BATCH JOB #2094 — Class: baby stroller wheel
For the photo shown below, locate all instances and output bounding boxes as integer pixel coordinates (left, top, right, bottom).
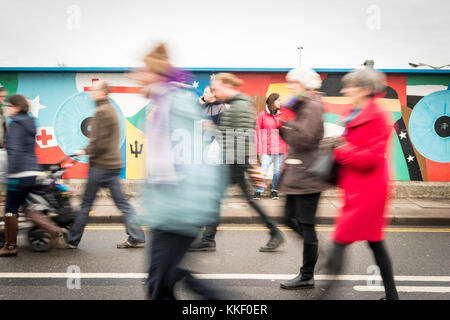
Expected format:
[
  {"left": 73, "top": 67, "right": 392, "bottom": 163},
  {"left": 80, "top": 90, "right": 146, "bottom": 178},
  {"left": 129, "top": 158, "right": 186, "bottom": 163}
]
[
  {"left": 28, "top": 227, "right": 53, "bottom": 252},
  {"left": 0, "top": 230, "right": 5, "bottom": 248}
]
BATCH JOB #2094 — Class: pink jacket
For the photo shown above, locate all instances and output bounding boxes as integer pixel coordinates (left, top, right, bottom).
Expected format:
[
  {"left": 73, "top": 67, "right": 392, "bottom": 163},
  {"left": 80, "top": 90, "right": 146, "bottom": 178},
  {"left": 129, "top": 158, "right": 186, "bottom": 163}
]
[{"left": 255, "top": 106, "right": 290, "bottom": 155}]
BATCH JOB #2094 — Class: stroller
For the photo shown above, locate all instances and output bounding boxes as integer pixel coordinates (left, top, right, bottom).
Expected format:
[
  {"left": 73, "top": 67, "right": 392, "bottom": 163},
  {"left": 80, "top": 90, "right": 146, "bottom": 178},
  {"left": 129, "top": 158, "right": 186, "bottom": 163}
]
[{"left": 0, "top": 155, "right": 77, "bottom": 252}]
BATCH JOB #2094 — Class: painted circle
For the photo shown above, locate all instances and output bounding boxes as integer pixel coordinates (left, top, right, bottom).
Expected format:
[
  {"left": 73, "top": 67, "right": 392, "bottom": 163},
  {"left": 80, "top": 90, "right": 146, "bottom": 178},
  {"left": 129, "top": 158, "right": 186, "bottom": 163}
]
[
  {"left": 80, "top": 117, "right": 93, "bottom": 137},
  {"left": 434, "top": 116, "right": 449, "bottom": 138},
  {"left": 409, "top": 90, "right": 450, "bottom": 163},
  {"left": 53, "top": 92, "right": 126, "bottom": 163}
]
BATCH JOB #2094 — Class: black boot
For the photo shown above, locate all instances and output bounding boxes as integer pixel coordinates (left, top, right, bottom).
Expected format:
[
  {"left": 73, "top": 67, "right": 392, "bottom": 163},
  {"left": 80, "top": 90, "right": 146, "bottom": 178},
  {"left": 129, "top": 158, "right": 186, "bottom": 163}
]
[
  {"left": 280, "top": 242, "right": 318, "bottom": 289},
  {"left": 280, "top": 274, "right": 315, "bottom": 290},
  {"left": 188, "top": 239, "right": 216, "bottom": 252},
  {"left": 259, "top": 228, "right": 285, "bottom": 252}
]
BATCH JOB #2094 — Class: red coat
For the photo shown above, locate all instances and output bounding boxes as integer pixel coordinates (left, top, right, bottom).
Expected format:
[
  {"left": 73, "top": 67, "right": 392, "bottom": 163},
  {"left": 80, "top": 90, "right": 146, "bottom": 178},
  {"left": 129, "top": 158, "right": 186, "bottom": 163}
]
[
  {"left": 332, "top": 98, "right": 392, "bottom": 244},
  {"left": 255, "top": 107, "right": 294, "bottom": 155}
]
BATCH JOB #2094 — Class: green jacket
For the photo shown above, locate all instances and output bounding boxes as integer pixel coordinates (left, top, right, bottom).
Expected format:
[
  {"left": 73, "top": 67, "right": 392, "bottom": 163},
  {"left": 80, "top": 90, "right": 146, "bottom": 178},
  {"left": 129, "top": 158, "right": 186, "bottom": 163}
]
[{"left": 217, "top": 93, "right": 256, "bottom": 164}]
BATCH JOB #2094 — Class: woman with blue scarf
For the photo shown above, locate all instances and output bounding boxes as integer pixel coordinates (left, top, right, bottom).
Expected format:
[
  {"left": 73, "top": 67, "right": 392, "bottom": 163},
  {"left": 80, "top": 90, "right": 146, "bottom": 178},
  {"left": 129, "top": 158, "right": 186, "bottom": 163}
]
[{"left": 131, "top": 44, "right": 227, "bottom": 300}]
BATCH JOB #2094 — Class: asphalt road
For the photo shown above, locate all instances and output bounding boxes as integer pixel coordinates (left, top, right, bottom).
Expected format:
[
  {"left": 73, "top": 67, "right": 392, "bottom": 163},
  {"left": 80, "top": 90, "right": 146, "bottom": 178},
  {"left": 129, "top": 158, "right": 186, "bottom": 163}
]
[{"left": 0, "top": 224, "right": 449, "bottom": 300}]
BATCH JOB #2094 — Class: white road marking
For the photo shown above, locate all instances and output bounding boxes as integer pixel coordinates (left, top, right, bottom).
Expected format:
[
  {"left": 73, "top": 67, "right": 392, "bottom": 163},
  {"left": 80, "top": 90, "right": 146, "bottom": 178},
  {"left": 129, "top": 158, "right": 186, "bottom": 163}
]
[
  {"left": 354, "top": 286, "right": 450, "bottom": 293},
  {"left": 0, "top": 273, "right": 449, "bottom": 282}
]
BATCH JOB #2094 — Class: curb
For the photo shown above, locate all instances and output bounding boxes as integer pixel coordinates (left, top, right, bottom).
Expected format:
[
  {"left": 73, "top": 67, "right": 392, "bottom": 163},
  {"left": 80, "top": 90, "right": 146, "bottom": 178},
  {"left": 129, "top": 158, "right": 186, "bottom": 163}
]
[{"left": 87, "top": 214, "right": 450, "bottom": 227}]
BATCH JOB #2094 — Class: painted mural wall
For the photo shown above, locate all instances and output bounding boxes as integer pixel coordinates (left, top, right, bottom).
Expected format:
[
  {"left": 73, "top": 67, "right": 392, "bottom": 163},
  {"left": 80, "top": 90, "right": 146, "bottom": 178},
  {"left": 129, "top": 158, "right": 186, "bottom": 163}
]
[{"left": 0, "top": 71, "right": 448, "bottom": 181}]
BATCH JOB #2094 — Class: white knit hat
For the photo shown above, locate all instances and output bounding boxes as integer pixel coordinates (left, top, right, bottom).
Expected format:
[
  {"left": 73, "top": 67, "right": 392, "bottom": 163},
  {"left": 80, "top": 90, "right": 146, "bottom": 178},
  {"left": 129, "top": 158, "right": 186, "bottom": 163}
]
[{"left": 286, "top": 68, "right": 322, "bottom": 90}]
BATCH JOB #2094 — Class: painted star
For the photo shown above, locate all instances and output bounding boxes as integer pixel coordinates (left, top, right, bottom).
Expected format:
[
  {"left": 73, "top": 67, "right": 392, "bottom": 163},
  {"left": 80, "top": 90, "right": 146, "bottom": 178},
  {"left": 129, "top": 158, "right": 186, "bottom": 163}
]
[
  {"left": 407, "top": 155, "right": 415, "bottom": 162},
  {"left": 192, "top": 81, "right": 199, "bottom": 88},
  {"left": 27, "top": 96, "right": 48, "bottom": 118},
  {"left": 399, "top": 131, "right": 407, "bottom": 140},
  {"left": 210, "top": 74, "right": 216, "bottom": 80}
]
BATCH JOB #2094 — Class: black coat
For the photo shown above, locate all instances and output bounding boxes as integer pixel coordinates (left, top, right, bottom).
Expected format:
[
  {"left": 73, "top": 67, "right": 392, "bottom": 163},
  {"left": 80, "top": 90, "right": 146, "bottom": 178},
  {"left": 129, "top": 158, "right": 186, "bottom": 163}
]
[{"left": 6, "top": 113, "right": 41, "bottom": 174}]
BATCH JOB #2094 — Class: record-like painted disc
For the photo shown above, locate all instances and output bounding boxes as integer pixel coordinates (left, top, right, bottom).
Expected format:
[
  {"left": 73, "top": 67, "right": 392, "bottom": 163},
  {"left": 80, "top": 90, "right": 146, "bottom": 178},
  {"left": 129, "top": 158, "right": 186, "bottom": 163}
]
[
  {"left": 409, "top": 90, "right": 450, "bottom": 163},
  {"left": 53, "top": 92, "right": 126, "bottom": 163}
]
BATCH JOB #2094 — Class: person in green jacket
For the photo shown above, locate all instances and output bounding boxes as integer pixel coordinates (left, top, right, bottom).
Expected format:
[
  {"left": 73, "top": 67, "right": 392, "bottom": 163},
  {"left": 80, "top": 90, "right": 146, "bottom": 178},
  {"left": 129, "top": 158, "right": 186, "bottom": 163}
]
[{"left": 189, "top": 73, "right": 285, "bottom": 252}]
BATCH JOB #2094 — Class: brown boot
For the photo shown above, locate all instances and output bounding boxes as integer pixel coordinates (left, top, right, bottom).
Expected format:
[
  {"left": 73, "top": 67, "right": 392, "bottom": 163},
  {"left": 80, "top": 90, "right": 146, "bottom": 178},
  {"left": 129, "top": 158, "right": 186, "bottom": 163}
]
[
  {"left": 0, "top": 213, "right": 19, "bottom": 257},
  {"left": 24, "top": 208, "right": 64, "bottom": 246}
]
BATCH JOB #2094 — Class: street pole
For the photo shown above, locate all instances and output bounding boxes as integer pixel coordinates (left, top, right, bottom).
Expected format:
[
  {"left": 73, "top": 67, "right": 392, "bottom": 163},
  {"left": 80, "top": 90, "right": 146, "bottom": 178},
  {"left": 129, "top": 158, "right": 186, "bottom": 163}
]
[{"left": 297, "top": 46, "right": 303, "bottom": 68}]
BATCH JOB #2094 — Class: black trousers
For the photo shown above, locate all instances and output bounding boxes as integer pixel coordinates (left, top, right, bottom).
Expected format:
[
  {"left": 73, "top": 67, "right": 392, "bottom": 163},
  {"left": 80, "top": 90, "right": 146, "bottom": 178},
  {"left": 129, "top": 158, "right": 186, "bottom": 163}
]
[
  {"left": 202, "top": 159, "right": 278, "bottom": 241},
  {"left": 148, "top": 229, "right": 222, "bottom": 300},
  {"left": 326, "top": 240, "right": 399, "bottom": 300},
  {"left": 284, "top": 193, "right": 321, "bottom": 279}
]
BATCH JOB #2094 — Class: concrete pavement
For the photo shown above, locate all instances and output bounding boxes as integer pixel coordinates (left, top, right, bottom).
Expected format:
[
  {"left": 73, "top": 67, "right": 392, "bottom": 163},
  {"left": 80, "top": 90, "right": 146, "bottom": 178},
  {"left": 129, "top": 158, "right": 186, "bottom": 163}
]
[{"left": 68, "top": 195, "right": 450, "bottom": 226}]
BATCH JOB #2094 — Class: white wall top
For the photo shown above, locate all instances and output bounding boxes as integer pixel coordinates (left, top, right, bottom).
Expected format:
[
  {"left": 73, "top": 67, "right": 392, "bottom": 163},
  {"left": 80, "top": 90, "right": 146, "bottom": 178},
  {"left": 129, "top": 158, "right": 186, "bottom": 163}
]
[{"left": 1, "top": 0, "right": 449, "bottom": 70}]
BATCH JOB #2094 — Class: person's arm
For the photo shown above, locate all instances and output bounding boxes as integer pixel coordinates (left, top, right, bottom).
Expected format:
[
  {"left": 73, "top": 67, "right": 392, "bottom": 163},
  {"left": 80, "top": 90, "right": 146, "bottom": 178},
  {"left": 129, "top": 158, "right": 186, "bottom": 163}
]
[
  {"left": 255, "top": 112, "right": 263, "bottom": 156},
  {"left": 6, "top": 121, "right": 23, "bottom": 173},
  {"left": 279, "top": 101, "right": 323, "bottom": 150},
  {"left": 334, "top": 116, "right": 388, "bottom": 171},
  {"left": 83, "top": 109, "right": 110, "bottom": 157}
]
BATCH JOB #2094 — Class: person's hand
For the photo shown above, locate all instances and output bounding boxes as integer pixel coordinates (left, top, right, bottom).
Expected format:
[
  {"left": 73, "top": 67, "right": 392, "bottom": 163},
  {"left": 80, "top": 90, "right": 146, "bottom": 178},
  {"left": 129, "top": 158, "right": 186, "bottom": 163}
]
[
  {"left": 73, "top": 149, "right": 86, "bottom": 156},
  {"left": 335, "top": 136, "right": 346, "bottom": 148}
]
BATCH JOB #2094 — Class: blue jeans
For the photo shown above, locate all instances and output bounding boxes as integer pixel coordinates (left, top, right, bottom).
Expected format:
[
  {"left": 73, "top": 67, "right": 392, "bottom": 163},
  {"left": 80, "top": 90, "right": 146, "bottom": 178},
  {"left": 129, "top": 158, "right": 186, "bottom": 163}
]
[
  {"left": 68, "top": 167, "right": 145, "bottom": 246},
  {"left": 255, "top": 154, "right": 284, "bottom": 193}
]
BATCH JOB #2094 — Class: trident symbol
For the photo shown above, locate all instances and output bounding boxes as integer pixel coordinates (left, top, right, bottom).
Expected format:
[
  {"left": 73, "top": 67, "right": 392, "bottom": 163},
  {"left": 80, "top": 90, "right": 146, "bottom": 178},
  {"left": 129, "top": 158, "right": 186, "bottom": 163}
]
[{"left": 130, "top": 140, "right": 143, "bottom": 158}]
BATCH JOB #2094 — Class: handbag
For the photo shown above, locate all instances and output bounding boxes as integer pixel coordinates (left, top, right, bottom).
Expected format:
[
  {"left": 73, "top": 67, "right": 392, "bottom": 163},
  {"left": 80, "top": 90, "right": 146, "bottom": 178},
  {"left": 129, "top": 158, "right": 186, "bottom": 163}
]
[{"left": 307, "top": 147, "right": 338, "bottom": 185}]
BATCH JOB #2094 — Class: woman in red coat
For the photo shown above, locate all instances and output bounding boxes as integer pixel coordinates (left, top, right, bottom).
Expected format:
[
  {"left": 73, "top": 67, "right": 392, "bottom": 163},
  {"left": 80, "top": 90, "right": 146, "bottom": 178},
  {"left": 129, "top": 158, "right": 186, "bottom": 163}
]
[{"left": 325, "top": 69, "right": 399, "bottom": 300}]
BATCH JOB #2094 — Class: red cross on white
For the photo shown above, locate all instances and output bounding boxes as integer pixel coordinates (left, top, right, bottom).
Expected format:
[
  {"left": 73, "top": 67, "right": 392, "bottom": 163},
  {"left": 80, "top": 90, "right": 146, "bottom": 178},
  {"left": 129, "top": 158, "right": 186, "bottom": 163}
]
[{"left": 36, "top": 127, "right": 57, "bottom": 148}]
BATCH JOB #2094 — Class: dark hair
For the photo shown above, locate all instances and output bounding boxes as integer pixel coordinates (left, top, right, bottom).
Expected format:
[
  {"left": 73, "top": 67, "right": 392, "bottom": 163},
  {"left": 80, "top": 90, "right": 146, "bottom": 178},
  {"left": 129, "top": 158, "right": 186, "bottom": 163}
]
[
  {"left": 266, "top": 93, "right": 280, "bottom": 115},
  {"left": 7, "top": 94, "right": 29, "bottom": 113}
]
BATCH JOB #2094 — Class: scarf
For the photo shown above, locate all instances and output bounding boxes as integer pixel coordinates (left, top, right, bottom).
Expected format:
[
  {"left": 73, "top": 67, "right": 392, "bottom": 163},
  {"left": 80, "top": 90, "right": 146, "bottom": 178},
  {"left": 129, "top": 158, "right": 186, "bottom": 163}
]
[{"left": 145, "top": 68, "right": 194, "bottom": 184}]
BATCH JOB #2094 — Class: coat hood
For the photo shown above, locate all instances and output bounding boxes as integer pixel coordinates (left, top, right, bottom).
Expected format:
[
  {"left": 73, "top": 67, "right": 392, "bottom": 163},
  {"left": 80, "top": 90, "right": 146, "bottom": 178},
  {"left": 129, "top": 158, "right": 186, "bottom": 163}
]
[
  {"left": 10, "top": 113, "right": 36, "bottom": 135},
  {"left": 265, "top": 105, "right": 281, "bottom": 116},
  {"left": 225, "top": 93, "right": 252, "bottom": 105}
]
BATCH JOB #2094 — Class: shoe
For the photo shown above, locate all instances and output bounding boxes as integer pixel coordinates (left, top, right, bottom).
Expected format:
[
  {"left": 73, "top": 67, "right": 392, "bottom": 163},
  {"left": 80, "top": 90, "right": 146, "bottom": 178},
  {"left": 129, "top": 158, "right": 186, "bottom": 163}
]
[
  {"left": 280, "top": 274, "right": 315, "bottom": 290},
  {"left": 188, "top": 240, "right": 216, "bottom": 252},
  {"left": 0, "top": 214, "right": 19, "bottom": 257},
  {"left": 253, "top": 192, "right": 262, "bottom": 200},
  {"left": 55, "top": 230, "right": 77, "bottom": 249},
  {"left": 117, "top": 240, "right": 145, "bottom": 249},
  {"left": 271, "top": 191, "right": 279, "bottom": 200},
  {"left": 259, "top": 229, "right": 285, "bottom": 252}
]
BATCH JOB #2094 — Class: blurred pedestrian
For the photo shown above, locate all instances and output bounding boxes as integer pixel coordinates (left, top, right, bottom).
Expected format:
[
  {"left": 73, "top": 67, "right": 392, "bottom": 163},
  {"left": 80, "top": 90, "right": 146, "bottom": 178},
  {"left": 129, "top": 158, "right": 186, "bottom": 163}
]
[
  {"left": 190, "top": 73, "right": 285, "bottom": 253},
  {"left": 188, "top": 86, "right": 227, "bottom": 250},
  {"left": 277, "top": 68, "right": 329, "bottom": 289},
  {"left": 0, "top": 94, "right": 65, "bottom": 257},
  {"left": 0, "top": 86, "right": 7, "bottom": 149},
  {"left": 322, "top": 69, "right": 399, "bottom": 300},
  {"left": 63, "top": 81, "right": 146, "bottom": 249},
  {"left": 0, "top": 86, "right": 8, "bottom": 198},
  {"left": 254, "top": 93, "right": 287, "bottom": 200},
  {"left": 200, "top": 86, "right": 228, "bottom": 125},
  {"left": 132, "top": 43, "right": 227, "bottom": 300}
]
